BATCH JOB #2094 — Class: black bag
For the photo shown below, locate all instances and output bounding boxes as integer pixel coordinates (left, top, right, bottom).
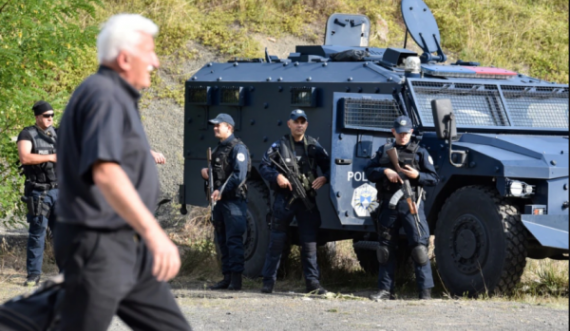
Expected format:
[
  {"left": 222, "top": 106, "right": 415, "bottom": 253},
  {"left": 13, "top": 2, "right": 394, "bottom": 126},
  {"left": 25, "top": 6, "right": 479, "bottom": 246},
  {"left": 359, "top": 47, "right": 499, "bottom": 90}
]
[
  {"left": 330, "top": 49, "right": 370, "bottom": 61},
  {"left": 0, "top": 275, "right": 64, "bottom": 331}
]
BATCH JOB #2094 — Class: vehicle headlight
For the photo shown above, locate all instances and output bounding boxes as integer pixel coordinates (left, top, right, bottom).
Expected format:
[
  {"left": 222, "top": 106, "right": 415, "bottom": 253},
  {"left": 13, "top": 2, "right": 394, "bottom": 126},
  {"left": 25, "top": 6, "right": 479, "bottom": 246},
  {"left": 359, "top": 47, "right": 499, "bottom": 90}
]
[{"left": 507, "top": 180, "right": 534, "bottom": 198}]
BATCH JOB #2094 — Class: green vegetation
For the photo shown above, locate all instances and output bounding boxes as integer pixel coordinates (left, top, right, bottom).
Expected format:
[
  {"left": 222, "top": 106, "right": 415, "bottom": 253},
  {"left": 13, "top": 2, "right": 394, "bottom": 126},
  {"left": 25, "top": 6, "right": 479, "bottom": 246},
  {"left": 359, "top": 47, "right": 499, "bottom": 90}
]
[
  {"left": 0, "top": 0, "right": 100, "bottom": 222},
  {"left": 1, "top": 0, "right": 568, "bottom": 219}
]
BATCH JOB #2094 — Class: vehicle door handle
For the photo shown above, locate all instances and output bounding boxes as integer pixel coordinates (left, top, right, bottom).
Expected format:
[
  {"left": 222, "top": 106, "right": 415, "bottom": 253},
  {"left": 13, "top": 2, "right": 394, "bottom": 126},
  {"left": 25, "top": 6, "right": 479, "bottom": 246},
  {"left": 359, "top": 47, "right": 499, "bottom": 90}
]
[{"left": 335, "top": 159, "right": 352, "bottom": 165}]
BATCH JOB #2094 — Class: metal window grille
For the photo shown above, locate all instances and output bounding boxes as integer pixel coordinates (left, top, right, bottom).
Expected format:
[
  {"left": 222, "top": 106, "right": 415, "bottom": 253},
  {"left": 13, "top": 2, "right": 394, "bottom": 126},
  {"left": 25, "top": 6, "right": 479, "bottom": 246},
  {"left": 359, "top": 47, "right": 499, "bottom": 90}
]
[
  {"left": 291, "top": 87, "right": 317, "bottom": 107},
  {"left": 343, "top": 97, "right": 401, "bottom": 130},
  {"left": 187, "top": 86, "right": 210, "bottom": 105},
  {"left": 220, "top": 86, "right": 244, "bottom": 106},
  {"left": 500, "top": 86, "right": 569, "bottom": 129},
  {"left": 410, "top": 81, "right": 510, "bottom": 127}
]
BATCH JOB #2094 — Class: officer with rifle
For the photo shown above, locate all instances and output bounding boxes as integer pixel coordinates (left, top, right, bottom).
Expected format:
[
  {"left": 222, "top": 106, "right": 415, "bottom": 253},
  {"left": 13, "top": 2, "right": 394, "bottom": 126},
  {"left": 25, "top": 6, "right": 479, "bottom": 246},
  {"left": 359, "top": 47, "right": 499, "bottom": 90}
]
[
  {"left": 364, "top": 115, "right": 439, "bottom": 300},
  {"left": 259, "top": 109, "right": 330, "bottom": 295},
  {"left": 16, "top": 101, "right": 59, "bottom": 287},
  {"left": 201, "top": 113, "right": 251, "bottom": 291}
]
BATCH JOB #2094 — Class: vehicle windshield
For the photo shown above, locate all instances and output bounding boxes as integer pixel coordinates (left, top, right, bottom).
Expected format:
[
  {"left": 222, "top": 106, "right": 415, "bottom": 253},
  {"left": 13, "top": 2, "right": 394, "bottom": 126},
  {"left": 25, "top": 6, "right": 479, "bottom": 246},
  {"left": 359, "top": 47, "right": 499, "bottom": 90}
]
[{"left": 410, "top": 81, "right": 569, "bottom": 130}]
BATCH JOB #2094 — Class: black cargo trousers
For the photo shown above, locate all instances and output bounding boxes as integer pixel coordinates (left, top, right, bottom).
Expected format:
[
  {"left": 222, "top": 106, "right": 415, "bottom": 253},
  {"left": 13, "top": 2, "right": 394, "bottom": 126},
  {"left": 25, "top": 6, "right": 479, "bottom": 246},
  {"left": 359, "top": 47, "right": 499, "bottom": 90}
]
[{"left": 54, "top": 223, "right": 192, "bottom": 331}]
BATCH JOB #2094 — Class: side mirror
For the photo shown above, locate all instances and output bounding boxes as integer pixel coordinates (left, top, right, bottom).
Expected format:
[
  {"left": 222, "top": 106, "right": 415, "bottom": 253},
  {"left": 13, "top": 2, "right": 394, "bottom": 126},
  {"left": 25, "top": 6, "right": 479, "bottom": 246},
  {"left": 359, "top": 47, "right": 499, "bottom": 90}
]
[
  {"left": 430, "top": 99, "right": 467, "bottom": 168},
  {"left": 431, "top": 99, "right": 457, "bottom": 140}
]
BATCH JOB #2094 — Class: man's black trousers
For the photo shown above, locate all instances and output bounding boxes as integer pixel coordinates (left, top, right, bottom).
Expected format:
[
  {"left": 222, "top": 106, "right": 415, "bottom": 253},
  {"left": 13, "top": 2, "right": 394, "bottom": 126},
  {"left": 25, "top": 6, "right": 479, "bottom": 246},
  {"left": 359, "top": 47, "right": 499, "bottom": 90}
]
[{"left": 54, "top": 223, "right": 192, "bottom": 331}]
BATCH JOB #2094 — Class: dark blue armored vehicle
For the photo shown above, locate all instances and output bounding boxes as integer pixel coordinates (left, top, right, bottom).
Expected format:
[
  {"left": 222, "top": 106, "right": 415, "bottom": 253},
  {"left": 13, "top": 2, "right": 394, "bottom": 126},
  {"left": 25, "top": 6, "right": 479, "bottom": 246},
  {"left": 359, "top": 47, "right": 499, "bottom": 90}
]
[{"left": 180, "top": 0, "right": 569, "bottom": 296}]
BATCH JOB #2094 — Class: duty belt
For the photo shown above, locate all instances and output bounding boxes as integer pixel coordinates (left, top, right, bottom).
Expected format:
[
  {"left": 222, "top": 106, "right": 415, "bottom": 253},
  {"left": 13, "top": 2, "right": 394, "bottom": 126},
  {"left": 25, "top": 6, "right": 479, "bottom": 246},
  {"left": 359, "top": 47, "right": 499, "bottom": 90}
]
[{"left": 31, "top": 182, "right": 58, "bottom": 191}]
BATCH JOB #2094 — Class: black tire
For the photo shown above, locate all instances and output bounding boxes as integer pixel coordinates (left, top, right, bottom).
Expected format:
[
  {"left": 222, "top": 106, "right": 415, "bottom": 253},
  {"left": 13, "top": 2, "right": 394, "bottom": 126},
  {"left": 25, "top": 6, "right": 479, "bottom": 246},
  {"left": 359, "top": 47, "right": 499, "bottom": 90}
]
[
  {"left": 243, "top": 180, "right": 271, "bottom": 278},
  {"left": 435, "top": 185, "right": 528, "bottom": 297}
]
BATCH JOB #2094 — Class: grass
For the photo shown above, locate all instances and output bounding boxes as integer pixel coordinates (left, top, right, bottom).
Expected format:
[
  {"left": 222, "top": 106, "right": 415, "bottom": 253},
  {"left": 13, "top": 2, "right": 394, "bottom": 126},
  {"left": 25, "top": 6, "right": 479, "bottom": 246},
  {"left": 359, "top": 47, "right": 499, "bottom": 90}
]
[{"left": 53, "top": 0, "right": 567, "bottom": 111}]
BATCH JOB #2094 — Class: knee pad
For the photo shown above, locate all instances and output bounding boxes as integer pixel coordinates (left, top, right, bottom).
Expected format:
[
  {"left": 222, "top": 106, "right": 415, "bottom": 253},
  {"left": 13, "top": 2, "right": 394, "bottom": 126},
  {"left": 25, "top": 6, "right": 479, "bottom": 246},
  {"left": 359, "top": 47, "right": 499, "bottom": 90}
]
[
  {"left": 411, "top": 245, "right": 429, "bottom": 266},
  {"left": 376, "top": 245, "right": 391, "bottom": 265}
]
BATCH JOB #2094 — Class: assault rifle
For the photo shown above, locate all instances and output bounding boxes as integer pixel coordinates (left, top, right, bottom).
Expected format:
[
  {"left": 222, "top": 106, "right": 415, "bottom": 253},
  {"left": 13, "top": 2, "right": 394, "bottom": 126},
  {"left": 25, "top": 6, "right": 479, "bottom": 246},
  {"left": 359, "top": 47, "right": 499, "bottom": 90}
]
[
  {"left": 269, "top": 150, "right": 315, "bottom": 211},
  {"left": 207, "top": 148, "right": 216, "bottom": 215},
  {"left": 386, "top": 146, "right": 423, "bottom": 237}
]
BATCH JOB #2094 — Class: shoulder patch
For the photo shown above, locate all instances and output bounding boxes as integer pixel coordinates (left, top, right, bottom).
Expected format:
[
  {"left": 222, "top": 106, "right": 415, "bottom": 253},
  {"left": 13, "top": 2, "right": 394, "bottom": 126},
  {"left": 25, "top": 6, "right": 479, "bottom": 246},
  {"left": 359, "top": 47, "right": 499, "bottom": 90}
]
[
  {"left": 237, "top": 153, "right": 246, "bottom": 162},
  {"left": 428, "top": 156, "right": 434, "bottom": 165}
]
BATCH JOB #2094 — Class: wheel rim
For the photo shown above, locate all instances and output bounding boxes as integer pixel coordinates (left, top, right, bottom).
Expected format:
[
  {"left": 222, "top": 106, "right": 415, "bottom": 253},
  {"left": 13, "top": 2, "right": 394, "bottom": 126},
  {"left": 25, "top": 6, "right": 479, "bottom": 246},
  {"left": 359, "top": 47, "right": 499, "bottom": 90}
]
[
  {"left": 450, "top": 214, "right": 489, "bottom": 275},
  {"left": 243, "top": 210, "right": 257, "bottom": 261}
]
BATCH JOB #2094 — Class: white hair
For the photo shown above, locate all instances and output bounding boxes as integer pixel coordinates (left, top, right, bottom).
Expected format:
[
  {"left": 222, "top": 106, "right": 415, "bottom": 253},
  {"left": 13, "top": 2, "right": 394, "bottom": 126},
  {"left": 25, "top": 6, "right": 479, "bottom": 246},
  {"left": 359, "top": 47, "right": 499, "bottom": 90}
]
[{"left": 97, "top": 14, "right": 158, "bottom": 64}]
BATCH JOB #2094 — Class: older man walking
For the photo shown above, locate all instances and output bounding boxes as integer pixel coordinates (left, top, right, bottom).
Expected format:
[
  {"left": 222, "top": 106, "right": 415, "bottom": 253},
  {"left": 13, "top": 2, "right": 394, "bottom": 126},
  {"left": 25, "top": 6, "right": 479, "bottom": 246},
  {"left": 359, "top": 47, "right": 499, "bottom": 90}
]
[{"left": 55, "top": 14, "right": 191, "bottom": 331}]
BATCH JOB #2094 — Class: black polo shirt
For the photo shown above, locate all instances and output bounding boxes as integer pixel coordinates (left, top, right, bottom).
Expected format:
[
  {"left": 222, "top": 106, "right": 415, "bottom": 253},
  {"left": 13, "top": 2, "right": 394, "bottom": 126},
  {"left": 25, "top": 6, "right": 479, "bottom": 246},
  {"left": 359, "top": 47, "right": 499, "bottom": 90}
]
[{"left": 56, "top": 66, "right": 159, "bottom": 229}]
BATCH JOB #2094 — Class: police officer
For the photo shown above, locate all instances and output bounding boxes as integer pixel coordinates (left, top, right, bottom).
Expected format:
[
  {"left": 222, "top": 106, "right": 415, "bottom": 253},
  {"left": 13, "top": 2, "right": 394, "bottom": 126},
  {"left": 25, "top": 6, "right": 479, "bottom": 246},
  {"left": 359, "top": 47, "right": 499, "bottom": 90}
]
[
  {"left": 201, "top": 113, "right": 251, "bottom": 291},
  {"left": 364, "top": 115, "right": 439, "bottom": 300},
  {"left": 16, "top": 100, "right": 59, "bottom": 287},
  {"left": 259, "top": 109, "right": 330, "bottom": 295}
]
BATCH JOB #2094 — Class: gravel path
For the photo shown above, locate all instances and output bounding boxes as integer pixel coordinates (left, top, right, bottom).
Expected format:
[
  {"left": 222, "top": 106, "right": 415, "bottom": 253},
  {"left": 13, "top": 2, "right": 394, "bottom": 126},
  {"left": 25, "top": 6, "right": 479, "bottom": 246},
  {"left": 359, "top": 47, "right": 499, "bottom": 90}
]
[
  {"left": 0, "top": 274, "right": 567, "bottom": 331},
  {"left": 106, "top": 287, "right": 568, "bottom": 331}
]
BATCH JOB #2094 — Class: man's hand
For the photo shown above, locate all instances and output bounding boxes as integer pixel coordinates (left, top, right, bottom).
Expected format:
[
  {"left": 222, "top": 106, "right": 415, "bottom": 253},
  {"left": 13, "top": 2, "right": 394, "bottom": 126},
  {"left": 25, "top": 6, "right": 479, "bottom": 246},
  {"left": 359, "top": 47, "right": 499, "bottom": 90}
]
[
  {"left": 312, "top": 176, "right": 327, "bottom": 190},
  {"left": 384, "top": 168, "right": 403, "bottom": 184},
  {"left": 211, "top": 190, "right": 221, "bottom": 202},
  {"left": 49, "top": 154, "right": 57, "bottom": 163},
  {"left": 150, "top": 150, "right": 166, "bottom": 164},
  {"left": 92, "top": 161, "right": 180, "bottom": 282},
  {"left": 201, "top": 168, "right": 209, "bottom": 180},
  {"left": 277, "top": 174, "right": 293, "bottom": 191},
  {"left": 401, "top": 165, "right": 419, "bottom": 179},
  {"left": 145, "top": 230, "right": 181, "bottom": 282}
]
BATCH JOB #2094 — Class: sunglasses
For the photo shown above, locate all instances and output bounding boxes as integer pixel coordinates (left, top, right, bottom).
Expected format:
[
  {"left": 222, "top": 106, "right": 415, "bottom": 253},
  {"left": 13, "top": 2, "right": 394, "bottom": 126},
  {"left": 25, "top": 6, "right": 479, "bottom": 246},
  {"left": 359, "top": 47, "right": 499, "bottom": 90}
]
[{"left": 42, "top": 114, "right": 55, "bottom": 118}]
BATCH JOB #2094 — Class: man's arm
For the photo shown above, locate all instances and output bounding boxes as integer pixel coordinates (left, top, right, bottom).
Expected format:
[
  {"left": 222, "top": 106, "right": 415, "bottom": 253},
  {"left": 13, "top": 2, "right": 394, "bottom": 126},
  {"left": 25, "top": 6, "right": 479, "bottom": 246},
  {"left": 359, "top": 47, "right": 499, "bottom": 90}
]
[
  {"left": 17, "top": 140, "right": 56, "bottom": 165},
  {"left": 312, "top": 142, "right": 330, "bottom": 190},
  {"left": 417, "top": 149, "right": 439, "bottom": 187},
  {"left": 221, "top": 144, "right": 249, "bottom": 194},
  {"left": 93, "top": 161, "right": 180, "bottom": 282},
  {"left": 364, "top": 146, "right": 388, "bottom": 182},
  {"left": 259, "top": 143, "right": 281, "bottom": 184},
  {"left": 260, "top": 142, "right": 292, "bottom": 190}
]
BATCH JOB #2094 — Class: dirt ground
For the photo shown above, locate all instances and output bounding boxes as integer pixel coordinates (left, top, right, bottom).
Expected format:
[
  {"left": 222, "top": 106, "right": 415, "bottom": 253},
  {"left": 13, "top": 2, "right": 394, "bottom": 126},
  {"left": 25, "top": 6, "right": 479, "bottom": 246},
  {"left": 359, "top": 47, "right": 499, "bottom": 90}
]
[{"left": 1, "top": 271, "right": 567, "bottom": 331}]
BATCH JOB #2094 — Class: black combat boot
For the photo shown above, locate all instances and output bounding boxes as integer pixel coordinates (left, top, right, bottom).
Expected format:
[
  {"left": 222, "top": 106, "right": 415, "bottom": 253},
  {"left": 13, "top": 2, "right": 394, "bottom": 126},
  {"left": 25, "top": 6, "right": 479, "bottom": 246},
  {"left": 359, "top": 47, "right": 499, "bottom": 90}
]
[
  {"left": 306, "top": 281, "right": 328, "bottom": 295},
  {"left": 227, "top": 272, "right": 242, "bottom": 291},
  {"left": 209, "top": 274, "right": 231, "bottom": 290},
  {"left": 261, "top": 282, "right": 274, "bottom": 294},
  {"left": 419, "top": 288, "right": 432, "bottom": 300},
  {"left": 24, "top": 274, "right": 41, "bottom": 287},
  {"left": 370, "top": 289, "right": 396, "bottom": 301}
]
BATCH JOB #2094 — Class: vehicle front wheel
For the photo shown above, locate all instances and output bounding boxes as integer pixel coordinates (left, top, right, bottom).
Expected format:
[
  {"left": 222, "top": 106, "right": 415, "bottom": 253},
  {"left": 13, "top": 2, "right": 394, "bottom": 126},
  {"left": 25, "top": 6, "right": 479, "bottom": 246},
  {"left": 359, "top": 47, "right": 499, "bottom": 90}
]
[{"left": 435, "top": 185, "right": 527, "bottom": 297}]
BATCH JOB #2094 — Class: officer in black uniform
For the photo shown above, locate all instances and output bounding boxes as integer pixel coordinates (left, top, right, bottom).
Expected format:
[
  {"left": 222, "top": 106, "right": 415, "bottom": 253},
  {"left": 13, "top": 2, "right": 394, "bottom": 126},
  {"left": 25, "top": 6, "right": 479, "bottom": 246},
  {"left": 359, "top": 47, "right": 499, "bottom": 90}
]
[
  {"left": 364, "top": 115, "right": 439, "bottom": 300},
  {"left": 201, "top": 113, "right": 251, "bottom": 291},
  {"left": 259, "top": 109, "right": 330, "bottom": 295},
  {"left": 16, "top": 100, "right": 59, "bottom": 287}
]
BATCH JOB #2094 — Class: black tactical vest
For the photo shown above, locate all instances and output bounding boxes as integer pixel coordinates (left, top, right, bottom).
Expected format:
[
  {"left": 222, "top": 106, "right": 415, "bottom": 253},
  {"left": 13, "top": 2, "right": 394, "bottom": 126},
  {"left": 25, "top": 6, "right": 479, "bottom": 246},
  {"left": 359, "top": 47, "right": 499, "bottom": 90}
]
[
  {"left": 277, "top": 135, "right": 319, "bottom": 180},
  {"left": 21, "top": 126, "right": 58, "bottom": 185},
  {"left": 377, "top": 141, "right": 421, "bottom": 197},
  {"left": 212, "top": 137, "right": 251, "bottom": 198}
]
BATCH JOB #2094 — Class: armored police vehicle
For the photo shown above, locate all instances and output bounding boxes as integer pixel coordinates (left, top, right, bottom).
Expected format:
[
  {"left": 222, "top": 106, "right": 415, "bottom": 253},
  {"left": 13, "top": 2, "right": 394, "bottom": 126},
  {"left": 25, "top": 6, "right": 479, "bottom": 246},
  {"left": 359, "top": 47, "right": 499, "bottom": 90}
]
[{"left": 180, "top": 0, "right": 569, "bottom": 296}]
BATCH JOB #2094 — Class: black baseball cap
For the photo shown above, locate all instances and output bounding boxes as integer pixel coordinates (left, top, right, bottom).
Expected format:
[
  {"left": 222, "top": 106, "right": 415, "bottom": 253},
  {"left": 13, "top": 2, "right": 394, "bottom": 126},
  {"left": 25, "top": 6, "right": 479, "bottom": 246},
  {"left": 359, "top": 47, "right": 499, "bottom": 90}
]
[
  {"left": 290, "top": 109, "right": 308, "bottom": 121},
  {"left": 394, "top": 115, "right": 413, "bottom": 133},
  {"left": 209, "top": 113, "right": 235, "bottom": 127}
]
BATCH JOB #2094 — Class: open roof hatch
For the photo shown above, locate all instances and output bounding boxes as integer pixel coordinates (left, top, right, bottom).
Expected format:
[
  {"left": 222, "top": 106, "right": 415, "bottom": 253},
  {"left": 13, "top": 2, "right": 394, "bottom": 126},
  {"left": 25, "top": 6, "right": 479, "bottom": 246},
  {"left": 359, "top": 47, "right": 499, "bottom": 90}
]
[
  {"left": 401, "top": 0, "right": 447, "bottom": 63},
  {"left": 324, "top": 14, "right": 370, "bottom": 47}
]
